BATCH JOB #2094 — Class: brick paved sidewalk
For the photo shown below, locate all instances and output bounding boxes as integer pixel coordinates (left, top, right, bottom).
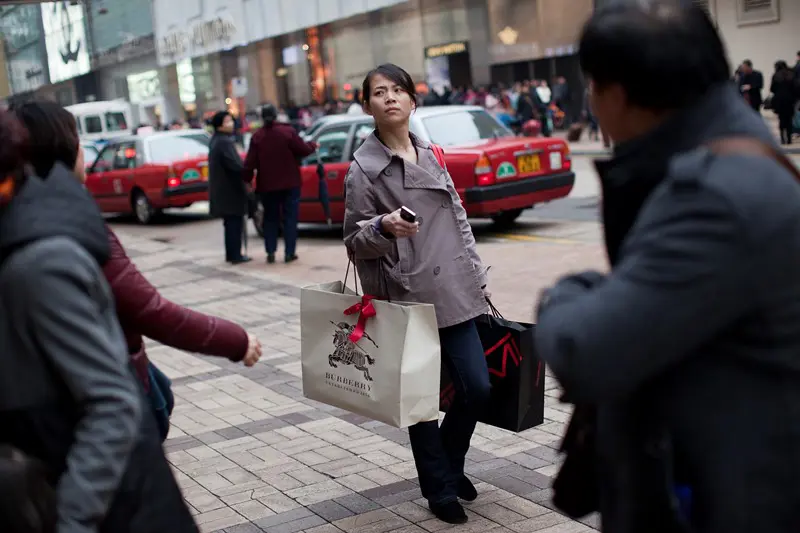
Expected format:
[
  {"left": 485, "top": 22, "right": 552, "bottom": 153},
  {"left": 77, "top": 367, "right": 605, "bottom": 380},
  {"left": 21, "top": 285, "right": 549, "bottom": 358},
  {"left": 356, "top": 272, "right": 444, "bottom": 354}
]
[{"left": 119, "top": 231, "right": 604, "bottom": 533}]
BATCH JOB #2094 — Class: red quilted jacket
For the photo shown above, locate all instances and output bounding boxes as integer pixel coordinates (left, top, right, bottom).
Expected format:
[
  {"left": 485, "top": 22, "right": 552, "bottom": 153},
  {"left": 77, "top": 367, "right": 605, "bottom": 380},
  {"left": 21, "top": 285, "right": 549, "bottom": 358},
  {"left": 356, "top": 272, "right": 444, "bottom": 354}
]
[{"left": 103, "top": 227, "right": 248, "bottom": 391}]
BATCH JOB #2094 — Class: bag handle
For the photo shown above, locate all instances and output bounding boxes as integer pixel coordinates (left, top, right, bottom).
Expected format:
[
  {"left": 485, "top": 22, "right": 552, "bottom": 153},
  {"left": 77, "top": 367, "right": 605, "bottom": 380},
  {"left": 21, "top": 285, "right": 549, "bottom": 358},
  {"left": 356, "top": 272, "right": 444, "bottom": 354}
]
[
  {"left": 343, "top": 251, "right": 392, "bottom": 302},
  {"left": 486, "top": 297, "right": 504, "bottom": 320},
  {"left": 431, "top": 144, "right": 446, "bottom": 170},
  {"left": 343, "top": 253, "right": 360, "bottom": 295},
  {"left": 705, "top": 137, "right": 800, "bottom": 181}
]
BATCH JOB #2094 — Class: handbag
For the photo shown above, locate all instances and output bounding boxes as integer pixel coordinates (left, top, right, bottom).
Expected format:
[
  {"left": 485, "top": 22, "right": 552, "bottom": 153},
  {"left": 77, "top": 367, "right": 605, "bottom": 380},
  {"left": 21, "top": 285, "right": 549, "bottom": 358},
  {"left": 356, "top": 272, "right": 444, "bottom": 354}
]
[
  {"left": 440, "top": 300, "right": 545, "bottom": 432},
  {"left": 146, "top": 362, "right": 175, "bottom": 442}
]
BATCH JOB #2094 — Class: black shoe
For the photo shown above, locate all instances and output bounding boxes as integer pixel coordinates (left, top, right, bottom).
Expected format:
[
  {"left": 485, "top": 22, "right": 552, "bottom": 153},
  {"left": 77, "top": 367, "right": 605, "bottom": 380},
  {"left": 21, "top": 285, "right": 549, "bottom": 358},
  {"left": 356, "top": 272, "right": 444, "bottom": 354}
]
[
  {"left": 229, "top": 256, "right": 252, "bottom": 265},
  {"left": 429, "top": 501, "right": 468, "bottom": 524},
  {"left": 285, "top": 254, "right": 299, "bottom": 264},
  {"left": 458, "top": 476, "right": 478, "bottom": 502},
  {"left": 267, "top": 254, "right": 276, "bottom": 264}
]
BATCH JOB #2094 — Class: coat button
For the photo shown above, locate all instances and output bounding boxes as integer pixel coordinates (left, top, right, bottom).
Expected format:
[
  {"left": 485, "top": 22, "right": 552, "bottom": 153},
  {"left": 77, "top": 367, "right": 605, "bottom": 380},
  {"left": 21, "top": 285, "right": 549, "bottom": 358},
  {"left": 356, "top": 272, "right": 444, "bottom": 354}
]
[
  {"left": 441, "top": 200, "right": 448, "bottom": 208},
  {"left": 434, "top": 266, "right": 441, "bottom": 276},
  {"left": 385, "top": 168, "right": 392, "bottom": 176}
]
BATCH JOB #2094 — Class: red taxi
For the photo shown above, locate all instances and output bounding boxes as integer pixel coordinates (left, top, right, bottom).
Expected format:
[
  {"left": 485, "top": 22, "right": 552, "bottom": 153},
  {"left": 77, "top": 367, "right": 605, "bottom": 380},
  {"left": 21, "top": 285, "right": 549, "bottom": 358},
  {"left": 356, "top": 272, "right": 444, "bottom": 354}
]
[
  {"left": 85, "top": 130, "right": 212, "bottom": 223},
  {"left": 297, "top": 105, "right": 574, "bottom": 226}
]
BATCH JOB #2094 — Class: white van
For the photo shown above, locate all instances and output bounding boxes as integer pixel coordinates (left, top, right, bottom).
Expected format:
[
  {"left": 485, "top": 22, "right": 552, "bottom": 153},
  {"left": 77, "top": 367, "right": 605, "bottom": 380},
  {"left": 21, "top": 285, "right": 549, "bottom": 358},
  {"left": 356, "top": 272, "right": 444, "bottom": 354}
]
[{"left": 66, "top": 100, "right": 135, "bottom": 143}]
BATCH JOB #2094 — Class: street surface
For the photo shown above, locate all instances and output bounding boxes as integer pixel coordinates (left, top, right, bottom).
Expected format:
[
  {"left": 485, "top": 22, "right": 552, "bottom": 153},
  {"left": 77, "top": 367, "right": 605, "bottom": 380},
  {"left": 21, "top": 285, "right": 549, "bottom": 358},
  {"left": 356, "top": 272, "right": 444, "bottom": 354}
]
[{"left": 109, "top": 154, "right": 799, "bottom": 532}]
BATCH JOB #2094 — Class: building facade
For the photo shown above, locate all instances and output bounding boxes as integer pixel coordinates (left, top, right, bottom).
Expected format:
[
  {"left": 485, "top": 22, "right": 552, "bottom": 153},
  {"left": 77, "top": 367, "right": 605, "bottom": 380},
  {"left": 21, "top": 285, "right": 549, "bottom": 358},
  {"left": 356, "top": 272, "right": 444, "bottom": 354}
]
[
  {"left": 0, "top": 3, "right": 49, "bottom": 102},
  {"left": 3, "top": 0, "right": 592, "bottom": 117}
]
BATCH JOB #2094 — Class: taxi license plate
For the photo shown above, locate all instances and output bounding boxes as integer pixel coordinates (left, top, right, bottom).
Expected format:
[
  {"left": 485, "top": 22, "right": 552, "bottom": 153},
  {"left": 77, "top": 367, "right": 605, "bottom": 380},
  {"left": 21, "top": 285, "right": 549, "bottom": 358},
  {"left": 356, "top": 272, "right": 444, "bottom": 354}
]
[
  {"left": 201, "top": 166, "right": 209, "bottom": 181},
  {"left": 517, "top": 154, "right": 541, "bottom": 174}
]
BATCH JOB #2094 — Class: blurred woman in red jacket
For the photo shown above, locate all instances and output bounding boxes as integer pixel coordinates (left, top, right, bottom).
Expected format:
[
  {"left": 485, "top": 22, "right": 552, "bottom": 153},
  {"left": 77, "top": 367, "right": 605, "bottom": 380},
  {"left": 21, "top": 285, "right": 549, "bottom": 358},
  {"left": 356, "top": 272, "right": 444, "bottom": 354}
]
[{"left": 14, "top": 102, "right": 263, "bottom": 438}]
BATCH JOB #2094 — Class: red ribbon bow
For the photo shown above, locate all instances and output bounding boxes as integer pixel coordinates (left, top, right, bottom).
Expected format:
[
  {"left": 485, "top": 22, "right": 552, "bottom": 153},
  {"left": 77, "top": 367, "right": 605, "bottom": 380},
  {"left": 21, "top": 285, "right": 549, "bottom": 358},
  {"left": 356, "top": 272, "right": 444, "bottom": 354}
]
[{"left": 343, "top": 295, "right": 377, "bottom": 343}]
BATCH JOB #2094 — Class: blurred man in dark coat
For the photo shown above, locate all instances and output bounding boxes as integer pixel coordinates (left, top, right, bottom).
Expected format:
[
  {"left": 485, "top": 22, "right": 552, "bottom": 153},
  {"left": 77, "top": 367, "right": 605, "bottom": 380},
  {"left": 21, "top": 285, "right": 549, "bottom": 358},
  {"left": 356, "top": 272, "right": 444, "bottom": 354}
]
[
  {"left": 209, "top": 110, "right": 250, "bottom": 264},
  {"left": 536, "top": 3, "right": 800, "bottom": 532}
]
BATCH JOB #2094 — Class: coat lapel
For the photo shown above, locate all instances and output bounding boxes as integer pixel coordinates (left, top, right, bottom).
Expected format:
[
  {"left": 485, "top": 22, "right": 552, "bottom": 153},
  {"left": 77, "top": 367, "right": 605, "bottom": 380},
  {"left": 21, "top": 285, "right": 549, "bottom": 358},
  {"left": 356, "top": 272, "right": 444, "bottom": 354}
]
[{"left": 403, "top": 147, "right": 448, "bottom": 193}]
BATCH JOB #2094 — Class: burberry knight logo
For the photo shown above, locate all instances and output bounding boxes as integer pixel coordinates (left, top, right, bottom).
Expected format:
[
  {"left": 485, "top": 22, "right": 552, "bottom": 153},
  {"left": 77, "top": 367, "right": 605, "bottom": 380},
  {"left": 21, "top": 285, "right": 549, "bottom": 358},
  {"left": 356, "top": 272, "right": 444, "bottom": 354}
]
[{"left": 328, "top": 321, "right": 377, "bottom": 381}]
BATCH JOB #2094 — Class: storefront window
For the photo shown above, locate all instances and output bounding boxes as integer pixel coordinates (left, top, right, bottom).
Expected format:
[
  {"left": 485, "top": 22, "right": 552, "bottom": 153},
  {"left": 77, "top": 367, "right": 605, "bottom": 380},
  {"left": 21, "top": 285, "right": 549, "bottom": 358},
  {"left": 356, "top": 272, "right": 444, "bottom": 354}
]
[{"left": 176, "top": 59, "right": 196, "bottom": 104}]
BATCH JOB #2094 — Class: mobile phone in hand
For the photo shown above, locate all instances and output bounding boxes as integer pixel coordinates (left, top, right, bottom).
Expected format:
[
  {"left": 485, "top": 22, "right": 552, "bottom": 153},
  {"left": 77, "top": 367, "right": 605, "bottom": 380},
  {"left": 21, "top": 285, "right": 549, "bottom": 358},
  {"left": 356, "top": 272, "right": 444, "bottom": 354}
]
[{"left": 400, "top": 206, "right": 417, "bottom": 223}]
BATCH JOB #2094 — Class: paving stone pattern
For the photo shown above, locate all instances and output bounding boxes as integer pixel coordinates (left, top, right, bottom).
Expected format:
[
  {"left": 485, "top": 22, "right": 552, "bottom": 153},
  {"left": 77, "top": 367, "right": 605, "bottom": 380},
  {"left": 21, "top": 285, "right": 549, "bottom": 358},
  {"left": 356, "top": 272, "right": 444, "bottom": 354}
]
[{"left": 119, "top": 233, "right": 601, "bottom": 533}]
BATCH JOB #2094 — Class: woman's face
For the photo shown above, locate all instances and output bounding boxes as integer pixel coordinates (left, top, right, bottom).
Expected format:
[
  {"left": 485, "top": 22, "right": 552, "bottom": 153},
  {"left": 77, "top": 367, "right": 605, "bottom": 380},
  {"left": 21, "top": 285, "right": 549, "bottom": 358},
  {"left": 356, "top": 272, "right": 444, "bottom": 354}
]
[
  {"left": 73, "top": 144, "right": 86, "bottom": 183},
  {"left": 365, "top": 74, "right": 415, "bottom": 129}
]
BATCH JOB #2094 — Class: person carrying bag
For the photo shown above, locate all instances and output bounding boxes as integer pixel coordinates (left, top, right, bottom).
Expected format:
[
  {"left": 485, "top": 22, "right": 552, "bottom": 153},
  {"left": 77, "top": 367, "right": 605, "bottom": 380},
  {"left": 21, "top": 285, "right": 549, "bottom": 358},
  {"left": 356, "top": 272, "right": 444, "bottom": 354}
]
[{"left": 339, "top": 63, "right": 492, "bottom": 525}]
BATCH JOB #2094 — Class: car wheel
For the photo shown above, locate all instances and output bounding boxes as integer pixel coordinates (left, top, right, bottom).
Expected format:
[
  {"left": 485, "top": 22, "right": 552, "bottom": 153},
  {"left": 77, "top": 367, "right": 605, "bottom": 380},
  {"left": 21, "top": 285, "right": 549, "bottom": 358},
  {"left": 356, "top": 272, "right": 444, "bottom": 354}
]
[
  {"left": 491, "top": 209, "right": 524, "bottom": 229},
  {"left": 251, "top": 199, "right": 265, "bottom": 238},
  {"left": 133, "top": 191, "right": 156, "bottom": 224}
]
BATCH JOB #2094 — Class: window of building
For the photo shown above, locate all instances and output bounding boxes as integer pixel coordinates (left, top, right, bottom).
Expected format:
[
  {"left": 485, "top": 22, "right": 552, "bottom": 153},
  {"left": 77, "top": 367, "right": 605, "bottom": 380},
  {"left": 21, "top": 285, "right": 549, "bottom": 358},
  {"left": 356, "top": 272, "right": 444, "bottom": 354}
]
[
  {"left": 737, "top": 0, "right": 779, "bottom": 26},
  {"left": 85, "top": 115, "right": 103, "bottom": 134}
]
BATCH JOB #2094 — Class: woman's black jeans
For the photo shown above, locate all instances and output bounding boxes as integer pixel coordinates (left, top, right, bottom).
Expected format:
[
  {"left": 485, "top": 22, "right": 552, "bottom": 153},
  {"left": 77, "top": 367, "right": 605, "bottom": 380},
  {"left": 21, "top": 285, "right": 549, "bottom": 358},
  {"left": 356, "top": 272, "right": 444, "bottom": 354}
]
[{"left": 409, "top": 318, "right": 491, "bottom": 505}]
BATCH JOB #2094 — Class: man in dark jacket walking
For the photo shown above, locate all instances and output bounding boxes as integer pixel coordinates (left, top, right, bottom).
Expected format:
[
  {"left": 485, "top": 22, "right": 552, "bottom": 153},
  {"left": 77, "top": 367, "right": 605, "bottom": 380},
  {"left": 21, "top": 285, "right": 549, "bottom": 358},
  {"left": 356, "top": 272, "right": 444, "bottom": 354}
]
[
  {"left": 244, "top": 104, "right": 316, "bottom": 264},
  {"left": 535, "top": 4, "right": 800, "bottom": 533},
  {"left": 738, "top": 59, "right": 764, "bottom": 112},
  {"left": 209, "top": 110, "right": 250, "bottom": 264}
]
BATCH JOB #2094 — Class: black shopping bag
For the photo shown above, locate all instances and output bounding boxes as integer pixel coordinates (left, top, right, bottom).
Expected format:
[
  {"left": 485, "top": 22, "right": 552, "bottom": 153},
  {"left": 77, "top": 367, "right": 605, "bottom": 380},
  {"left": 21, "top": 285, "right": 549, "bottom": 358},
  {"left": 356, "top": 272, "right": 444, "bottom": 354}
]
[{"left": 439, "top": 306, "right": 545, "bottom": 432}]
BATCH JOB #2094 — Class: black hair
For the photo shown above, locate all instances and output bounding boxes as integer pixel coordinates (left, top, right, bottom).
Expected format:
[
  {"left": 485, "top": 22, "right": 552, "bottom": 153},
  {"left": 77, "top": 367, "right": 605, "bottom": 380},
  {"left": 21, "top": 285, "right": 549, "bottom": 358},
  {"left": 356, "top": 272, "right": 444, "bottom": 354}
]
[
  {"left": 579, "top": 2, "right": 730, "bottom": 111},
  {"left": 211, "top": 110, "right": 231, "bottom": 131},
  {"left": 11, "top": 101, "right": 79, "bottom": 179},
  {"left": 0, "top": 446, "right": 56, "bottom": 533},
  {"left": 261, "top": 103, "right": 277, "bottom": 125},
  {"left": 361, "top": 64, "right": 417, "bottom": 105},
  {"left": 743, "top": 59, "right": 753, "bottom": 67},
  {"left": 775, "top": 60, "right": 789, "bottom": 71}
]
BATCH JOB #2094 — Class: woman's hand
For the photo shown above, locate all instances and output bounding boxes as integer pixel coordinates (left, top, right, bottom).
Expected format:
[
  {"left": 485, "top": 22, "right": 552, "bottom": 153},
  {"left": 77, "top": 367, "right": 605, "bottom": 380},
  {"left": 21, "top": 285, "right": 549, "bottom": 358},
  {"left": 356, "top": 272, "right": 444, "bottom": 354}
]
[
  {"left": 243, "top": 334, "right": 262, "bottom": 367},
  {"left": 381, "top": 209, "right": 420, "bottom": 238}
]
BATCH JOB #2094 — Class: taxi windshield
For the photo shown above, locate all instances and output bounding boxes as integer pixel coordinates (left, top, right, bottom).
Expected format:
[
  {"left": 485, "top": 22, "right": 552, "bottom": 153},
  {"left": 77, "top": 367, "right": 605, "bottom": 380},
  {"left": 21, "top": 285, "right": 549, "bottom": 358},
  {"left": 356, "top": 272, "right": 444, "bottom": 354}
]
[
  {"left": 422, "top": 109, "right": 513, "bottom": 147},
  {"left": 146, "top": 134, "right": 210, "bottom": 163}
]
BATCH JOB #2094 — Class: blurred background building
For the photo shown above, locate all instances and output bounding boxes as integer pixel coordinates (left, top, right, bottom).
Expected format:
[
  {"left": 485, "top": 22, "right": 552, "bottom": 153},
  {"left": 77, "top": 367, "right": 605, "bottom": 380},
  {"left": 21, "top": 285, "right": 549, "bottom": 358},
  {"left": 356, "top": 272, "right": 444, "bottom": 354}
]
[{"left": 0, "top": 0, "right": 794, "bottom": 122}]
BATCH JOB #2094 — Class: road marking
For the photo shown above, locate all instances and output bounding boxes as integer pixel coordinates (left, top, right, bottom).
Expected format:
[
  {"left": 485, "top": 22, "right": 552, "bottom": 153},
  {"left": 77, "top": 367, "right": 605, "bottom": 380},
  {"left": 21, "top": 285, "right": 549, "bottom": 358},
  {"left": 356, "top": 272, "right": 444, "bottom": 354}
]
[{"left": 493, "top": 233, "right": 582, "bottom": 245}]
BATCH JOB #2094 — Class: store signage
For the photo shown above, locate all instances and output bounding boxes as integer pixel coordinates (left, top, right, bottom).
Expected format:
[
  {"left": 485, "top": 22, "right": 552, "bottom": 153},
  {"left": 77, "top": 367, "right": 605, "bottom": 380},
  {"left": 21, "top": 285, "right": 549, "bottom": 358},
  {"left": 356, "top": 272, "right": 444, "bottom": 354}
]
[
  {"left": 425, "top": 41, "right": 468, "bottom": 59},
  {"left": 498, "top": 26, "right": 519, "bottom": 46},
  {"left": 41, "top": 0, "right": 91, "bottom": 84},
  {"left": 127, "top": 70, "right": 161, "bottom": 104},
  {"left": 6, "top": 43, "right": 46, "bottom": 95},
  {"left": 158, "top": 16, "right": 238, "bottom": 63},
  {"left": 94, "top": 35, "right": 156, "bottom": 70}
]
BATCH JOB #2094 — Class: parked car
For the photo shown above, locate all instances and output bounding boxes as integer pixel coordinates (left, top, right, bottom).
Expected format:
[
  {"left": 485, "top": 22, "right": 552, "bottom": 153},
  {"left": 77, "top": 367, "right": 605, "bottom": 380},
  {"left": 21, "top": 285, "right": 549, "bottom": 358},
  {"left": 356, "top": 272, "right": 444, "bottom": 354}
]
[
  {"left": 85, "top": 129, "right": 262, "bottom": 231},
  {"left": 81, "top": 141, "right": 100, "bottom": 171},
  {"left": 296, "top": 105, "right": 575, "bottom": 227}
]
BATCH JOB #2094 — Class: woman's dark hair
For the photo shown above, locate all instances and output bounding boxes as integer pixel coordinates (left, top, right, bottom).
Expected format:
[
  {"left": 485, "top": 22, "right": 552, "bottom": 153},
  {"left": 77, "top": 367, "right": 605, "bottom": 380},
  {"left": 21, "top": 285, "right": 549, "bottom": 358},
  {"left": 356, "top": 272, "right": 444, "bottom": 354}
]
[
  {"left": 361, "top": 64, "right": 417, "bottom": 105},
  {"left": 0, "top": 110, "right": 30, "bottom": 182},
  {"left": 0, "top": 446, "right": 56, "bottom": 533},
  {"left": 12, "top": 101, "right": 79, "bottom": 179},
  {"left": 579, "top": 2, "right": 730, "bottom": 111},
  {"left": 211, "top": 110, "right": 231, "bottom": 131},
  {"left": 775, "top": 60, "right": 789, "bottom": 72}
]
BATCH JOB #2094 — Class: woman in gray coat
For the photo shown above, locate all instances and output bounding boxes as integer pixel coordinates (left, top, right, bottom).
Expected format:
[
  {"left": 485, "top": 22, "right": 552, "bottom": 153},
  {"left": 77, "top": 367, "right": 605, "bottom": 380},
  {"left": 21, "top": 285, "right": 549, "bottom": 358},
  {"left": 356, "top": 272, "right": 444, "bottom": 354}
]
[{"left": 344, "top": 64, "right": 491, "bottom": 525}]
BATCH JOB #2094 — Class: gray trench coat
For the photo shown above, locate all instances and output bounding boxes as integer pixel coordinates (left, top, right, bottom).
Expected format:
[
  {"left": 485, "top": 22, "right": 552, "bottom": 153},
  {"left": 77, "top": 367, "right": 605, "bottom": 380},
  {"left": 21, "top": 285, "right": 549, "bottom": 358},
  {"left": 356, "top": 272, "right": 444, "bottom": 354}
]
[{"left": 343, "top": 132, "right": 489, "bottom": 328}]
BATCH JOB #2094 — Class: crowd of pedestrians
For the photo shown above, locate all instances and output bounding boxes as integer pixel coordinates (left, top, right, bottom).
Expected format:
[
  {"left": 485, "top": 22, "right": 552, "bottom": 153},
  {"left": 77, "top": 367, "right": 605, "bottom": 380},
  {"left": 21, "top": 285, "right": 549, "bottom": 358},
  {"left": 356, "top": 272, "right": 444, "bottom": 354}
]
[{"left": 1, "top": 2, "right": 800, "bottom": 532}]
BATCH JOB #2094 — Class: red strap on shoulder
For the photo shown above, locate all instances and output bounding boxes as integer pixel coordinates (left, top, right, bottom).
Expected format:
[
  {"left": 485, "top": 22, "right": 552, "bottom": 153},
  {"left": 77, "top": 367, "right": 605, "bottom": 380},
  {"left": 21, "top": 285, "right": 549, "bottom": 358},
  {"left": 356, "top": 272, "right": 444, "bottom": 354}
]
[{"left": 431, "top": 144, "right": 446, "bottom": 169}]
